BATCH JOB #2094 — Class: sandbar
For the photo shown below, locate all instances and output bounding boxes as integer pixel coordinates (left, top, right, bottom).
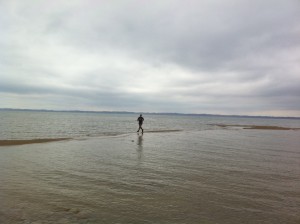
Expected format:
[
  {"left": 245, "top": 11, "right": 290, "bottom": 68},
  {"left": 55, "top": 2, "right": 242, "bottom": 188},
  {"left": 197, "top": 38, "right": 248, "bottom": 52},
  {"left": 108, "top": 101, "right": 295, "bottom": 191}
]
[
  {"left": 0, "top": 138, "right": 71, "bottom": 146},
  {"left": 213, "top": 124, "right": 300, "bottom": 130}
]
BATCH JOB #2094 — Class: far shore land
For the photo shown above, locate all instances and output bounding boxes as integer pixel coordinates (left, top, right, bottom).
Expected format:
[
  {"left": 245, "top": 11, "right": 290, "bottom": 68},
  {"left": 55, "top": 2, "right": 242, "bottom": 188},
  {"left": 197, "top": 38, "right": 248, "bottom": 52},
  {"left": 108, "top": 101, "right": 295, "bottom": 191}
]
[{"left": 0, "top": 125, "right": 299, "bottom": 147}]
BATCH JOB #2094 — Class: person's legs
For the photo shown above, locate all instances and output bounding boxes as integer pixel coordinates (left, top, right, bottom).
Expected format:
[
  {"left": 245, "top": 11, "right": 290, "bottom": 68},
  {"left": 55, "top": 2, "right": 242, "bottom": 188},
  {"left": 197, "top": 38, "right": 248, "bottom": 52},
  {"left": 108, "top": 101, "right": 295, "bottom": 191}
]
[{"left": 137, "top": 123, "right": 142, "bottom": 132}]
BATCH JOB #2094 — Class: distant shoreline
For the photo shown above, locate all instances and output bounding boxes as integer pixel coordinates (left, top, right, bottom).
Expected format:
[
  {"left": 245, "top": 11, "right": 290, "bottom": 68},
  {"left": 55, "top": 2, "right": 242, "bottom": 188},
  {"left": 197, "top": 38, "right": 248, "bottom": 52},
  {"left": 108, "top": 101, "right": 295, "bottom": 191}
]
[{"left": 1, "top": 108, "right": 299, "bottom": 120}]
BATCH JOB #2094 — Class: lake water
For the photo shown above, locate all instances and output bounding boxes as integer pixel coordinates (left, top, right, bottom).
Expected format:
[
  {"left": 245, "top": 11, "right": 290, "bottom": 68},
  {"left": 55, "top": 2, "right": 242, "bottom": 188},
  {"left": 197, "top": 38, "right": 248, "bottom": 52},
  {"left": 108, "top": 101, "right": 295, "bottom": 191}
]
[{"left": 0, "top": 111, "right": 300, "bottom": 223}]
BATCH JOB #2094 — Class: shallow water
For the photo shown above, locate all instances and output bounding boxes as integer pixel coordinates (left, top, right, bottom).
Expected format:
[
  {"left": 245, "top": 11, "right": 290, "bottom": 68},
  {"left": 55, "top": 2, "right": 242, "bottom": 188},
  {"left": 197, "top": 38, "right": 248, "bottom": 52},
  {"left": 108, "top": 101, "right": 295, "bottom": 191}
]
[
  {"left": 1, "top": 110, "right": 300, "bottom": 140},
  {"left": 0, "top": 111, "right": 300, "bottom": 223}
]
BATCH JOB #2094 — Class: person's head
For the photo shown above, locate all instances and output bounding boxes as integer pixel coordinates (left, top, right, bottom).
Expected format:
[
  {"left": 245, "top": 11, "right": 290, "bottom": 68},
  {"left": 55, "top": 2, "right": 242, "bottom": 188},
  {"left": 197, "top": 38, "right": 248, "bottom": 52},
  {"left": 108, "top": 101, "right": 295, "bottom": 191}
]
[{"left": 140, "top": 114, "right": 142, "bottom": 117}]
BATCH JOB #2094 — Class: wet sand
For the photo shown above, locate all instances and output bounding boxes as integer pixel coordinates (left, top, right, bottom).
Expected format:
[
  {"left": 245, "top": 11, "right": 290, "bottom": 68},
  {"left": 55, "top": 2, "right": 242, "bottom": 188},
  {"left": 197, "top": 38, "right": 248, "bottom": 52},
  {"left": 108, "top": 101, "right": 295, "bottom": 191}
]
[
  {"left": 214, "top": 124, "right": 300, "bottom": 130},
  {"left": 0, "top": 138, "right": 71, "bottom": 146},
  {"left": 145, "top": 129, "right": 182, "bottom": 133}
]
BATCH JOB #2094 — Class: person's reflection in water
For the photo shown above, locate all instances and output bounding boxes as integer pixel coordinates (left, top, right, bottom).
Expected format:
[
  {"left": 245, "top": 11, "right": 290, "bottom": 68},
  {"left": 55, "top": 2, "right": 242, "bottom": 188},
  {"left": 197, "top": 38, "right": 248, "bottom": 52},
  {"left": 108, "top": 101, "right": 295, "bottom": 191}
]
[{"left": 136, "top": 134, "right": 143, "bottom": 161}]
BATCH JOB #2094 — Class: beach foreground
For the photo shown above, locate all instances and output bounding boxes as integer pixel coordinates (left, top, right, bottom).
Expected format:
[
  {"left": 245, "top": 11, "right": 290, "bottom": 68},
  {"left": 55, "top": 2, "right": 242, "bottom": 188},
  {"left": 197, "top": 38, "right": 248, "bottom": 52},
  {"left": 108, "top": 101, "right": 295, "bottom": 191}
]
[{"left": 1, "top": 129, "right": 300, "bottom": 224}]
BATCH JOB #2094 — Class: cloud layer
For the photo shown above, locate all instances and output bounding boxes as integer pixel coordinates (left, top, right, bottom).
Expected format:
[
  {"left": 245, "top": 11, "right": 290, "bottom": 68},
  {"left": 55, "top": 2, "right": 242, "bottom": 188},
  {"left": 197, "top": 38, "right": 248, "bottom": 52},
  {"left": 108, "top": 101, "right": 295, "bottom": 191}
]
[{"left": 1, "top": 0, "right": 300, "bottom": 116}]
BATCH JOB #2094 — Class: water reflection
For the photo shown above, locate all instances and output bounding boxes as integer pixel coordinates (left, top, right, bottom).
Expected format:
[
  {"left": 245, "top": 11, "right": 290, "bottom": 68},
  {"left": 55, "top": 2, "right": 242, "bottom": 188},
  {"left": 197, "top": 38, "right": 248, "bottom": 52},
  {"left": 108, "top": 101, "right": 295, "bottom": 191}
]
[{"left": 136, "top": 133, "right": 143, "bottom": 160}]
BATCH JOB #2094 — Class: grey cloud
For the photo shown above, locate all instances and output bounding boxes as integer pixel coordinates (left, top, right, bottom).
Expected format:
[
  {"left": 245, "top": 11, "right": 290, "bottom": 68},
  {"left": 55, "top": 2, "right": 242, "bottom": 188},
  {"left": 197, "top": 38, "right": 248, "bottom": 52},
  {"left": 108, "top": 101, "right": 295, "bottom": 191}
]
[{"left": 1, "top": 0, "right": 299, "bottom": 116}]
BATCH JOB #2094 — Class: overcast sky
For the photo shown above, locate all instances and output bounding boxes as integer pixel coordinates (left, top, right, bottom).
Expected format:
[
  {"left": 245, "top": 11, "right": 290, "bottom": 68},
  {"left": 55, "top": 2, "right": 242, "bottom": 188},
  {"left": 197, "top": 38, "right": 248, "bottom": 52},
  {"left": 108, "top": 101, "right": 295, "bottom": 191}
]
[{"left": 1, "top": 0, "right": 300, "bottom": 116}]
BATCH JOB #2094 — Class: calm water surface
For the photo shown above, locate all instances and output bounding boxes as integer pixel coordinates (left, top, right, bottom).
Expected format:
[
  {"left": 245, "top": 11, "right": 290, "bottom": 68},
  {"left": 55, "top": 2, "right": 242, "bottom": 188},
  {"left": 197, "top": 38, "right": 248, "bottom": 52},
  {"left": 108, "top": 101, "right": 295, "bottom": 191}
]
[{"left": 0, "top": 111, "right": 300, "bottom": 223}]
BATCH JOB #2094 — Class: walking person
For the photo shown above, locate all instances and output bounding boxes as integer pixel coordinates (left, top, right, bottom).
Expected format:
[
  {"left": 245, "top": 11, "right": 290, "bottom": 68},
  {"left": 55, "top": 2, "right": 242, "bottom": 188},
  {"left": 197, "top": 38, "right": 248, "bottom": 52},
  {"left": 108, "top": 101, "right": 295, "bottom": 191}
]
[{"left": 137, "top": 114, "right": 144, "bottom": 134}]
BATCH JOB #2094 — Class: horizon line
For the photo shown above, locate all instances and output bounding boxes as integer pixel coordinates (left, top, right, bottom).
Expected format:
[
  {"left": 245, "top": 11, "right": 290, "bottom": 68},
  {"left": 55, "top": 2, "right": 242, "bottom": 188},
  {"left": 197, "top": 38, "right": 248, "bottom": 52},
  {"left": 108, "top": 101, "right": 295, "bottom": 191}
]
[{"left": 1, "top": 108, "right": 299, "bottom": 119}]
